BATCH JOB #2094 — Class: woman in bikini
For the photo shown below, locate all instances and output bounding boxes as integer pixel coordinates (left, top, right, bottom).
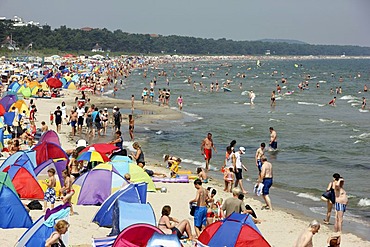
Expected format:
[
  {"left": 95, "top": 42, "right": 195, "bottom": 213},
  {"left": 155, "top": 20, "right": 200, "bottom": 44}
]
[
  {"left": 60, "top": 169, "right": 75, "bottom": 215},
  {"left": 68, "top": 150, "right": 81, "bottom": 181},
  {"left": 158, "top": 205, "right": 193, "bottom": 240},
  {"left": 45, "top": 220, "right": 69, "bottom": 247}
]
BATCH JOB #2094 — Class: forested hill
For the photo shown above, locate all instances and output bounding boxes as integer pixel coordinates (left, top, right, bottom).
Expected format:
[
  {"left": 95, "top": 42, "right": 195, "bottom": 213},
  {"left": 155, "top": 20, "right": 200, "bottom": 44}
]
[{"left": 1, "top": 21, "right": 370, "bottom": 56}]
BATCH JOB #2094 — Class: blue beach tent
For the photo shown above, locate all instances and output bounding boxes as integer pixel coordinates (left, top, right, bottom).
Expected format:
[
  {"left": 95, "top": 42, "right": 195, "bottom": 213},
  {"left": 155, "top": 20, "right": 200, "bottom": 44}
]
[
  {"left": 16, "top": 203, "right": 70, "bottom": 247},
  {"left": 0, "top": 172, "right": 33, "bottom": 228},
  {"left": 92, "top": 183, "right": 147, "bottom": 228}
]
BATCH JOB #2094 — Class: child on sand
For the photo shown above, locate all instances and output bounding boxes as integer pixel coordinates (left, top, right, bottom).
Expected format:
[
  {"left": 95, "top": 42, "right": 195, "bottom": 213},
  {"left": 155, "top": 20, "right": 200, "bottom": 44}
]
[
  {"left": 223, "top": 167, "right": 234, "bottom": 192},
  {"left": 169, "top": 158, "right": 181, "bottom": 178},
  {"left": 43, "top": 168, "right": 56, "bottom": 211},
  {"left": 197, "top": 167, "right": 208, "bottom": 183},
  {"left": 60, "top": 169, "right": 75, "bottom": 215}
]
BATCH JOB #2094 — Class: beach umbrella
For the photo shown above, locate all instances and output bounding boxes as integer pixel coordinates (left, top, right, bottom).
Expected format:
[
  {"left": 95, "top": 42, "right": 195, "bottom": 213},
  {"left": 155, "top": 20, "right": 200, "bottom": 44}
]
[
  {"left": 77, "top": 147, "right": 110, "bottom": 163},
  {"left": 80, "top": 143, "right": 119, "bottom": 155},
  {"left": 197, "top": 213, "right": 271, "bottom": 247},
  {"left": 46, "top": 78, "right": 62, "bottom": 89}
]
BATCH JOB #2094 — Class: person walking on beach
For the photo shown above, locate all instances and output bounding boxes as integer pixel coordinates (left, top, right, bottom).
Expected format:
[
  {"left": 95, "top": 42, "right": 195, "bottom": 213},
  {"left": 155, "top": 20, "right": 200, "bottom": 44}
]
[
  {"left": 76, "top": 105, "right": 85, "bottom": 135},
  {"left": 255, "top": 143, "right": 265, "bottom": 174},
  {"left": 69, "top": 109, "right": 77, "bottom": 136},
  {"left": 113, "top": 106, "right": 122, "bottom": 131},
  {"left": 334, "top": 177, "right": 348, "bottom": 232},
  {"left": 323, "top": 173, "right": 340, "bottom": 225},
  {"left": 269, "top": 127, "right": 277, "bottom": 150},
  {"left": 259, "top": 157, "right": 273, "bottom": 210},
  {"left": 233, "top": 147, "right": 248, "bottom": 194},
  {"left": 128, "top": 114, "right": 134, "bottom": 141},
  {"left": 201, "top": 133, "right": 217, "bottom": 171},
  {"left": 54, "top": 106, "right": 62, "bottom": 133},
  {"left": 293, "top": 220, "right": 320, "bottom": 247},
  {"left": 189, "top": 179, "right": 208, "bottom": 237}
]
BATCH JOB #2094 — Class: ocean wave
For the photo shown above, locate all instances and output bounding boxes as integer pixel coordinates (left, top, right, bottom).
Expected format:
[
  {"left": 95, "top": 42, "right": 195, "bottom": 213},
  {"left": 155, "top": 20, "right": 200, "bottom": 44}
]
[
  {"left": 103, "top": 89, "right": 114, "bottom": 95},
  {"left": 156, "top": 130, "right": 163, "bottom": 135},
  {"left": 144, "top": 127, "right": 151, "bottom": 131},
  {"left": 298, "top": 102, "right": 323, "bottom": 107},
  {"left": 319, "top": 118, "right": 331, "bottom": 122},
  {"left": 359, "top": 109, "right": 369, "bottom": 113},
  {"left": 358, "top": 198, "right": 370, "bottom": 207},
  {"left": 286, "top": 113, "right": 293, "bottom": 115},
  {"left": 354, "top": 140, "right": 363, "bottom": 144},
  {"left": 340, "top": 95, "right": 356, "bottom": 100},
  {"left": 296, "top": 193, "right": 321, "bottom": 202},
  {"left": 351, "top": 103, "right": 360, "bottom": 106},
  {"left": 182, "top": 158, "right": 206, "bottom": 167},
  {"left": 268, "top": 118, "right": 281, "bottom": 122},
  {"left": 347, "top": 100, "right": 360, "bottom": 103},
  {"left": 352, "top": 133, "right": 370, "bottom": 139},
  {"left": 352, "top": 128, "right": 360, "bottom": 132}
]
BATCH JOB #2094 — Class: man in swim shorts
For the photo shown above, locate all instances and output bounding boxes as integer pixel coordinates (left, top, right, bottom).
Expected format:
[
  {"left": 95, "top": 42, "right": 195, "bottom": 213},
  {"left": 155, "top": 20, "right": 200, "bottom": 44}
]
[
  {"left": 334, "top": 177, "right": 348, "bottom": 232},
  {"left": 189, "top": 179, "right": 208, "bottom": 237},
  {"left": 269, "top": 127, "right": 277, "bottom": 150},
  {"left": 255, "top": 142, "right": 265, "bottom": 173},
  {"left": 201, "top": 133, "right": 217, "bottom": 171},
  {"left": 259, "top": 157, "right": 273, "bottom": 210}
]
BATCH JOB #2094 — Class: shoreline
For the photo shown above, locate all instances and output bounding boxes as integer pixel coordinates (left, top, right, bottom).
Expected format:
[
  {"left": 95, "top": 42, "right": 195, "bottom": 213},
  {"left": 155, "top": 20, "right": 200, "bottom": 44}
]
[{"left": 0, "top": 57, "right": 369, "bottom": 246}]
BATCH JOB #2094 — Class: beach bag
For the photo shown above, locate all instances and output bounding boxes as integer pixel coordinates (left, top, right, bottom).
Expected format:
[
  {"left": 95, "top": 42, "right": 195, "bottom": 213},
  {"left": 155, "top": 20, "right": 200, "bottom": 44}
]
[
  {"left": 27, "top": 200, "right": 43, "bottom": 210},
  {"left": 190, "top": 203, "right": 197, "bottom": 216},
  {"left": 321, "top": 190, "right": 332, "bottom": 202}
]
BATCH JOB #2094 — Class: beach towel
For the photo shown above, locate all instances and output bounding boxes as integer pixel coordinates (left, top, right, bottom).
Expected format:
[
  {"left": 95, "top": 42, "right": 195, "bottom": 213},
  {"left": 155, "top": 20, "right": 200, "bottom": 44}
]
[
  {"left": 254, "top": 183, "right": 264, "bottom": 197},
  {"left": 92, "top": 236, "right": 116, "bottom": 247}
]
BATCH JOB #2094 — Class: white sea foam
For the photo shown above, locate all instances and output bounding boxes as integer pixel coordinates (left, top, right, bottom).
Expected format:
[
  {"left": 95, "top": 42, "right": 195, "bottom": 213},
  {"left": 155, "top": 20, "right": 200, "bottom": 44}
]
[
  {"left": 354, "top": 140, "right": 363, "bottom": 144},
  {"left": 353, "top": 128, "right": 360, "bottom": 132},
  {"left": 296, "top": 193, "right": 321, "bottom": 202},
  {"left": 268, "top": 118, "right": 281, "bottom": 122},
  {"left": 319, "top": 118, "right": 331, "bottom": 122},
  {"left": 286, "top": 113, "right": 293, "bottom": 115},
  {"left": 182, "top": 158, "right": 204, "bottom": 167},
  {"left": 144, "top": 127, "right": 151, "bottom": 131},
  {"left": 347, "top": 100, "right": 359, "bottom": 103},
  {"left": 340, "top": 95, "right": 356, "bottom": 100},
  {"left": 243, "top": 102, "right": 251, "bottom": 105},
  {"left": 358, "top": 198, "right": 370, "bottom": 207},
  {"left": 351, "top": 103, "right": 360, "bottom": 106},
  {"left": 103, "top": 89, "right": 114, "bottom": 95},
  {"left": 318, "top": 80, "right": 326, "bottom": 83},
  {"left": 156, "top": 130, "right": 163, "bottom": 135},
  {"left": 359, "top": 109, "right": 369, "bottom": 113},
  {"left": 298, "top": 102, "right": 320, "bottom": 106}
]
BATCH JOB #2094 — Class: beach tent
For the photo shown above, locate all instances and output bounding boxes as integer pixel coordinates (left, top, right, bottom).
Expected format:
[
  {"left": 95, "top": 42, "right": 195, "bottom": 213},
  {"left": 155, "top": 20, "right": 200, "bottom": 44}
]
[
  {"left": 16, "top": 203, "right": 70, "bottom": 247},
  {"left": 39, "top": 130, "right": 61, "bottom": 146},
  {"left": 92, "top": 183, "right": 148, "bottom": 228},
  {"left": 3, "top": 160, "right": 44, "bottom": 199},
  {"left": 28, "top": 80, "right": 40, "bottom": 88},
  {"left": 71, "top": 163, "right": 128, "bottom": 205},
  {"left": 110, "top": 160, "right": 156, "bottom": 192},
  {"left": 7, "top": 81, "right": 21, "bottom": 93},
  {"left": 197, "top": 213, "right": 271, "bottom": 247},
  {"left": 3, "top": 111, "right": 17, "bottom": 126},
  {"left": 0, "top": 94, "right": 18, "bottom": 111},
  {"left": 34, "top": 159, "right": 68, "bottom": 188},
  {"left": 32, "top": 141, "right": 68, "bottom": 165},
  {"left": 46, "top": 78, "right": 62, "bottom": 89},
  {"left": 0, "top": 172, "right": 33, "bottom": 228},
  {"left": 112, "top": 223, "right": 164, "bottom": 247},
  {"left": 110, "top": 156, "right": 132, "bottom": 162},
  {"left": 115, "top": 201, "right": 156, "bottom": 233},
  {"left": 10, "top": 99, "right": 29, "bottom": 115},
  {"left": 146, "top": 232, "right": 182, "bottom": 247},
  {"left": 21, "top": 87, "right": 32, "bottom": 98},
  {"left": 61, "top": 78, "right": 68, "bottom": 87},
  {"left": 0, "top": 104, "right": 5, "bottom": 116},
  {"left": 0, "top": 151, "right": 37, "bottom": 175}
]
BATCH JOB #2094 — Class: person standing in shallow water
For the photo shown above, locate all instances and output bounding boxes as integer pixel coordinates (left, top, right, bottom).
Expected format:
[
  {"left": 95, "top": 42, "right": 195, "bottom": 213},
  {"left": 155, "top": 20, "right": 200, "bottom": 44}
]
[
  {"left": 200, "top": 133, "right": 217, "bottom": 171},
  {"left": 269, "top": 127, "right": 277, "bottom": 150}
]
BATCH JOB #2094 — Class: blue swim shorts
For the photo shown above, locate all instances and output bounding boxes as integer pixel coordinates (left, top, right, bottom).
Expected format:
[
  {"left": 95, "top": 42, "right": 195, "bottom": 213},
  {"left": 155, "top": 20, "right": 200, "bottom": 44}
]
[
  {"left": 269, "top": 142, "right": 277, "bottom": 149},
  {"left": 44, "top": 187, "right": 56, "bottom": 204},
  {"left": 262, "top": 178, "right": 273, "bottom": 195},
  {"left": 257, "top": 159, "right": 262, "bottom": 172},
  {"left": 194, "top": 206, "right": 207, "bottom": 228},
  {"left": 335, "top": 202, "right": 347, "bottom": 212}
]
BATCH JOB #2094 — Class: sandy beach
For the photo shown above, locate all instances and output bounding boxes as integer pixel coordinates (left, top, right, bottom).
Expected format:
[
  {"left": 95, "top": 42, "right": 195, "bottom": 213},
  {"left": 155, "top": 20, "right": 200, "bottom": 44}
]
[{"left": 0, "top": 87, "right": 369, "bottom": 247}]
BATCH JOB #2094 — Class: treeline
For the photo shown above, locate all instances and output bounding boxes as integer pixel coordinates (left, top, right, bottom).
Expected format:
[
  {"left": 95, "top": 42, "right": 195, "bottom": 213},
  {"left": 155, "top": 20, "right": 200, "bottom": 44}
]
[{"left": 1, "top": 20, "right": 370, "bottom": 56}]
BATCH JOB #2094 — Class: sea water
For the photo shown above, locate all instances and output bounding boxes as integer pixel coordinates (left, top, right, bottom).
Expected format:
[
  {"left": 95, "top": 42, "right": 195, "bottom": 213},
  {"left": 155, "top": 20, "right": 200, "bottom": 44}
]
[{"left": 113, "top": 58, "right": 370, "bottom": 239}]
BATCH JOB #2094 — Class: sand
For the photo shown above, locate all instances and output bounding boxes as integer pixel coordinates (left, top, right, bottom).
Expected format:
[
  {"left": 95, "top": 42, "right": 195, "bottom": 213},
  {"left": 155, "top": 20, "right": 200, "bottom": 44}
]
[{"left": 0, "top": 90, "right": 369, "bottom": 247}]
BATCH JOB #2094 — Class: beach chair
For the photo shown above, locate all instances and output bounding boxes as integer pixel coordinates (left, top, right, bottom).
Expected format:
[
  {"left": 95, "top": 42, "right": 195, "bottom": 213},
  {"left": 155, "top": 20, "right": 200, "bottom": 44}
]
[{"left": 92, "top": 235, "right": 117, "bottom": 247}]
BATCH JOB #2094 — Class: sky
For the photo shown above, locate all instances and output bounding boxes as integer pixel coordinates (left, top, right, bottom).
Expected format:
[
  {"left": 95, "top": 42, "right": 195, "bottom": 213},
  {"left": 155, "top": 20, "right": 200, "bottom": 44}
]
[{"left": 1, "top": 0, "right": 370, "bottom": 47}]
